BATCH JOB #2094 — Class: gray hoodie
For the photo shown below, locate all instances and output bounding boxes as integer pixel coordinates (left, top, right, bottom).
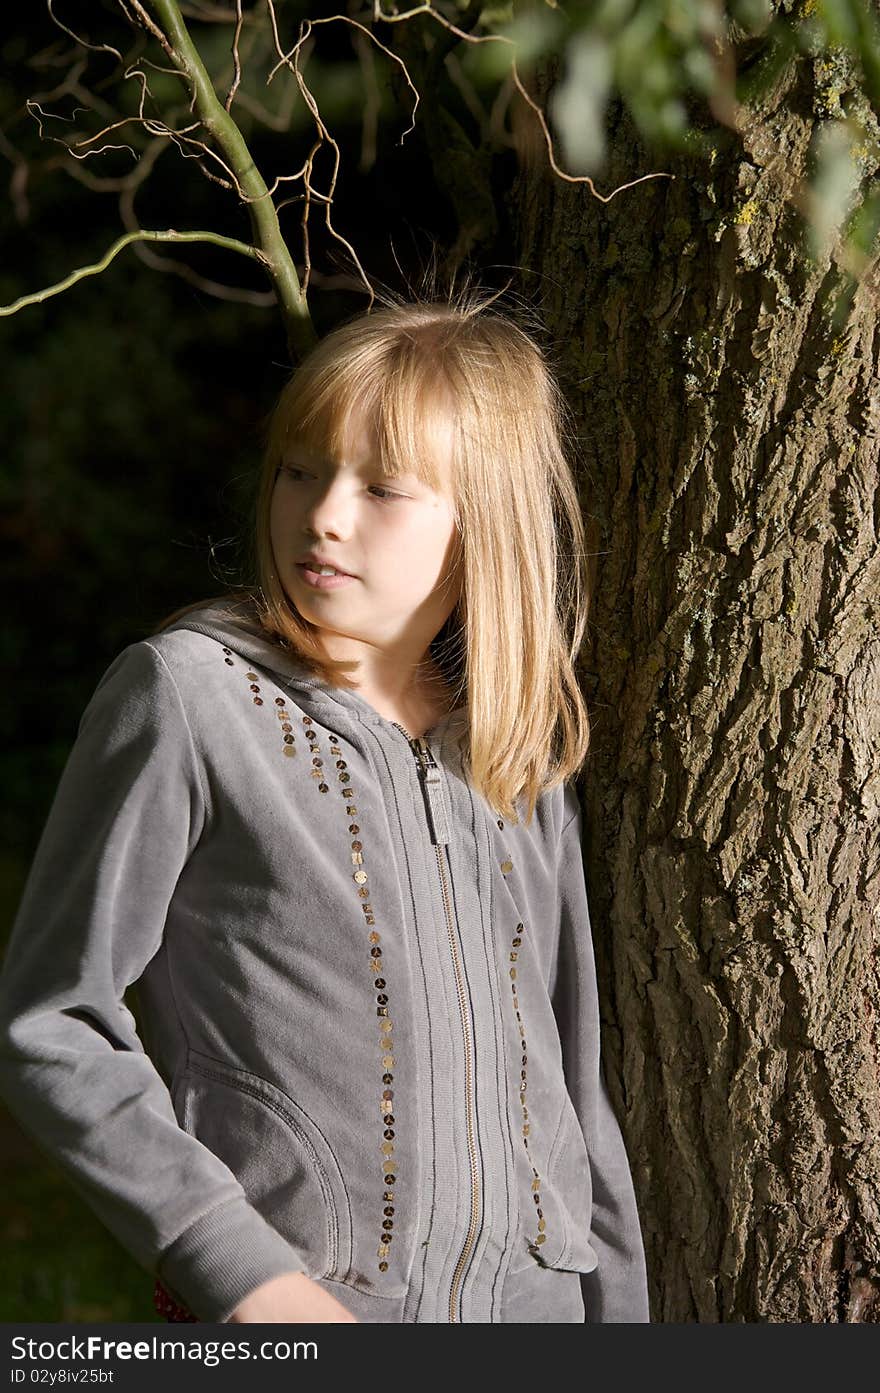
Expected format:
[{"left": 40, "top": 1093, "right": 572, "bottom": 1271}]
[{"left": 0, "top": 596, "right": 649, "bottom": 1323}]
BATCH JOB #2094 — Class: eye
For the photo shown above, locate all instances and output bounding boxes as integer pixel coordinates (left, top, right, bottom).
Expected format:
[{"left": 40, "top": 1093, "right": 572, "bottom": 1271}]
[
  {"left": 369, "top": 484, "right": 407, "bottom": 503},
  {"left": 277, "top": 463, "right": 407, "bottom": 502}
]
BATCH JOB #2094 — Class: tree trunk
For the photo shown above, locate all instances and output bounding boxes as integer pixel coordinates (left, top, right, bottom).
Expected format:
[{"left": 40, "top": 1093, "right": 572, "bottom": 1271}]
[{"left": 511, "top": 50, "right": 880, "bottom": 1322}]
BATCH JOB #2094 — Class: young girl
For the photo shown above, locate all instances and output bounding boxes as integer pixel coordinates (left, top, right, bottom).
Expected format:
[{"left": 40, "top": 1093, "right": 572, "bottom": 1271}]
[{"left": 0, "top": 291, "right": 649, "bottom": 1324}]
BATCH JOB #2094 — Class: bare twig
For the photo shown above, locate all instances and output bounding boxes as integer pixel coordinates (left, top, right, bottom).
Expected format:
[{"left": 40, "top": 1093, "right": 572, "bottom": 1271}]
[
  {"left": 117, "top": 136, "right": 277, "bottom": 307},
  {"left": 142, "top": 0, "right": 315, "bottom": 356},
  {"left": 128, "top": 1, "right": 178, "bottom": 63},
  {"left": 225, "top": 0, "right": 244, "bottom": 112},
  {"left": 19, "top": 0, "right": 675, "bottom": 352},
  {"left": 267, "top": 15, "right": 375, "bottom": 305},
  {"left": 0, "top": 227, "right": 267, "bottom": 317},
  {"left": 372, "top": 0, "right": 674, "bottom": 202},
  {"left": 123, "top": 236, "right": 278, "bottom": 306},
  {"left": 46, "top": 0, "right": 126, "bottom": 64},
  {"left": 268, "top": 12, "right": 419, "bottom": 144},
  {"left": 371, "top": 2, "right": 477, "bottom": 43},
  {"left": 509, "top": 66, "right": 673, "bottom": 202},
  {"left": 27, "top": 99, "right": 139, "bottom": 163},
  {"left": 50, "top": 133, "right": 165, "bottom": 193},
  {"left": 263, "top": 5, "right": 426, "bottom": 305}
]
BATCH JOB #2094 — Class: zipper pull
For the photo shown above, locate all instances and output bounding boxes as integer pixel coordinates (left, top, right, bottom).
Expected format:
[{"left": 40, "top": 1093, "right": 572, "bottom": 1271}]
[{"left": 412, "top": 738, "right": 450, "bottom": 848}]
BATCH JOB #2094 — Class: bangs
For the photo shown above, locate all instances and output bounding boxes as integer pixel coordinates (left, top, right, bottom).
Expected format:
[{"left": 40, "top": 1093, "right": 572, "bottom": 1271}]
[{"left": 266, "top": 338, "right": 457, "bottom": 495}]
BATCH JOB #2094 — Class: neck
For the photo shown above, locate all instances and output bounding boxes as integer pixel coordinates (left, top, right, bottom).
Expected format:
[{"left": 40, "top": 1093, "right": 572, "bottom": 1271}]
[{"left": 321, "top": 642, "right": 456, "bottom": 732}]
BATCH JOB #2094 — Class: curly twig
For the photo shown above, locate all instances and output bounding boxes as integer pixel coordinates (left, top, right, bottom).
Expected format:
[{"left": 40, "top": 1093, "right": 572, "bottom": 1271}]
[
  {"left": 225, "top": 0, "right": 244, "bottom": 112},
  {"left": 372, "top": 0, "right": 674, "bottom": 202},
  {"left": 47, "top": 0, "right": 126, "bottom": 63},
  {"left": 267, "top": 14, "right": 376, "bottom": 305},
  {"left": 146, "top": 0, "right": 315, "bottom": 357},
  {"left": 268, "top": 11, "right": 419, "bottom": 143},
  {"left": 0, "top": 227, "right": 267, "bottom": 317},
  {"left": 117, "top": 135, "right": 277, "bottom": 307},
  {"left": 49, "top": 132, "right": 165, "bottom": 193},
  {"left": 21, "top": 0, "right": 678, "bottom": 352}
]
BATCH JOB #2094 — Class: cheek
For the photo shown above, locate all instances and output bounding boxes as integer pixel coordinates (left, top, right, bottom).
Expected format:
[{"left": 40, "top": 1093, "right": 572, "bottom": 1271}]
[
  {"left": 424, "top": 506, "right": 459, "bottom": 560},
  {"left": 401, "top": 509, "right": 459, "bottom": 582}
]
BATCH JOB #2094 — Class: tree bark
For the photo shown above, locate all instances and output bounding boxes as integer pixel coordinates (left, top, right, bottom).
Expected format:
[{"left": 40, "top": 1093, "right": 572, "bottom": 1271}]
[{"left": 512, "top": 51, "right": 880, "bottom": 1322}]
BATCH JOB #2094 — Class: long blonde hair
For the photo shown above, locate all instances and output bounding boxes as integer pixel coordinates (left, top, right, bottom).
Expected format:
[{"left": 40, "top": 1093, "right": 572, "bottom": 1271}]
[{"left": 157, "top": 286, "right": 592, "bottom": 824}]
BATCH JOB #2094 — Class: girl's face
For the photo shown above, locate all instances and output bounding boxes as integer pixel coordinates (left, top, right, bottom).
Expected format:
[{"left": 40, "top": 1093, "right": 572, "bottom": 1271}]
[{"left": 269, "top": 402, "right": 462, "bottom": 660}]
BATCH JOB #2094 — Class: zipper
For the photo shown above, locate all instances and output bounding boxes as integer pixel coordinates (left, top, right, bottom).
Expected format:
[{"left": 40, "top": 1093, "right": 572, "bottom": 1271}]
[{"left": 391, "top": 721, "right": 481, "bottom": 1323}]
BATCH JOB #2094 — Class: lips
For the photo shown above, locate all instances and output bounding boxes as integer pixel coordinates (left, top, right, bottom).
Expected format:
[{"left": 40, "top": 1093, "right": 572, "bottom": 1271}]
[
  {"left": 294, "top": 562, "right": 358, "bottom": 591},
  {"left": 295, "top": 556, "right": 355, "bottom": 577}
]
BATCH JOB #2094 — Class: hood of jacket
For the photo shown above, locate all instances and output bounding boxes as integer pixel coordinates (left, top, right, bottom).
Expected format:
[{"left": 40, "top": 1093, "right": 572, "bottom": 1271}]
[{"left": 161, "top": 593, "right": 470, "bottom": 748}]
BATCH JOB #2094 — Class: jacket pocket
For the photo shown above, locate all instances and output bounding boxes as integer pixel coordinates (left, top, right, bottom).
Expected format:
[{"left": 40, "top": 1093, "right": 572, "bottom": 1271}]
[
  {"left": 511, "top": 1095, "right": 599, "bottom": 1276},
  {"left": 174, "top": 1049, "right": 352, "bottom": 1283}
]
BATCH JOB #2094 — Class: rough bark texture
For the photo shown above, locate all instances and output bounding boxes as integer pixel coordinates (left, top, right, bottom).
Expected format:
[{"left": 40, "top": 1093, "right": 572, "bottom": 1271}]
[{"left": 511, "top": 49, "right": 880, "bottom": 1322}]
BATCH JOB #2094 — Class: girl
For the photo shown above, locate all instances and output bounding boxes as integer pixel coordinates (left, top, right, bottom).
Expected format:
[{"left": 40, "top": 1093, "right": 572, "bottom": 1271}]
[{"left": 0, "top": 291, "right": 649, "bottom": 1324}]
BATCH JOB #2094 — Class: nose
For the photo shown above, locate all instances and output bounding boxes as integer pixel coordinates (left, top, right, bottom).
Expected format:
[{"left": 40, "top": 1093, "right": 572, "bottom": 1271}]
[{"left": 302, "top": 475, "right": 354, "bottom": 540}]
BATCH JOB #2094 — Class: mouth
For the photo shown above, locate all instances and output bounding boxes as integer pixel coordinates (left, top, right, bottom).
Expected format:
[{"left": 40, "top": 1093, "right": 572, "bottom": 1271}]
[{"left": 295, "top": 563, "right": 357, "bottom": 591}]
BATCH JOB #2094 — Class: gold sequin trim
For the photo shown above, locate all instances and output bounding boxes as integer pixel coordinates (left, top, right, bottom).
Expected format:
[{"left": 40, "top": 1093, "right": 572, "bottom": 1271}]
[
  {"left": 245, "top": 670, "right": 264, "bottom": 707},
  {"left": 220, "top": 651, "right": 298, "bottom": 759},
  {"left": 274, "top": 694, "right": 297, "bottom": 757},
  {"left": 301, "top": 714, "right": 330, "bottom": 792},
  {"left": 221, "top": 652, "right": 398, "bottom": 1273},
  {"left": 508, "top": 909, "right": 547, "bottom": 1252},
  {"left": 320, "top": 728, "right": 398, "bottom": 1274}
]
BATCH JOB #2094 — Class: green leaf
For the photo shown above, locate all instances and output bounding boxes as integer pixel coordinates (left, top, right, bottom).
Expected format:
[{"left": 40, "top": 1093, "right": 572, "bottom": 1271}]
[{"left": 547, "top": 31, "right": 612, "bottom": 172}]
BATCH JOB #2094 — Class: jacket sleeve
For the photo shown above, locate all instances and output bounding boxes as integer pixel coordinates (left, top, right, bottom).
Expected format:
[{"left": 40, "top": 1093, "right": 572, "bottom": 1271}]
[
  {"left": 0, "top": 641, "right": 309, "bottom": 1322},
  {"left": 552, "top": 785, "right": 651, "bottom": 1322}
]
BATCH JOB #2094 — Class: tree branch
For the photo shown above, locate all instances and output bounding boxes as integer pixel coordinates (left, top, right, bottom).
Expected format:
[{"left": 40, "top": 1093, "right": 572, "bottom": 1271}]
[
  {"left": 144, "top": 0, "right": 316, "bottom": 359},
  {"left": 0, "top": 227, "right": 266, "bottom": 317}
]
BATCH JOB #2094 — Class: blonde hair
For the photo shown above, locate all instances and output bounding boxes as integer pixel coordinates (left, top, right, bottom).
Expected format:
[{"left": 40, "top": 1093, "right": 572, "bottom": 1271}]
[{"left": 157, "top": 286, "right": 592, "bottom": 824}]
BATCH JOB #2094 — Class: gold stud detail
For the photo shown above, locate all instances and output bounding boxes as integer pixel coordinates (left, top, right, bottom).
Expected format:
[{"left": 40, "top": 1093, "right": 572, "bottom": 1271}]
[
  {"left": 273, "top": 695, "right": 296, "bottom": 759},
  {"left": 319, "top": 739, "right": 405, "bottom": 1277},
  {"left": 510, "top": 919, "right": 546, "bottom": 1253}
]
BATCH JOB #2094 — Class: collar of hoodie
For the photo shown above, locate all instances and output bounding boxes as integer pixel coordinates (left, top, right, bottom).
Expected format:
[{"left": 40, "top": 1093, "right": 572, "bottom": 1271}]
[{"left": 165, "top": 595, "right": 469, "bottom": 748}]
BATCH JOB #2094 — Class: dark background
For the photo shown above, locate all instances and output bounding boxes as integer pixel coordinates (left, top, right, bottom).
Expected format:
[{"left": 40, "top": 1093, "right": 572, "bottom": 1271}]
[{"left": 1, "top": 3, "right": 518, "bottom": 1318}]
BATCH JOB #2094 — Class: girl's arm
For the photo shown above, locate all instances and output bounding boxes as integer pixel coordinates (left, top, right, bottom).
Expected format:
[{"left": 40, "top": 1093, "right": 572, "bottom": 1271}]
[
  {"left": 551, "top": 786, "right": 651, "bottom": 1323},
  {"left": 0, "top": 642, "right": 315, "bottom": 1323}
]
